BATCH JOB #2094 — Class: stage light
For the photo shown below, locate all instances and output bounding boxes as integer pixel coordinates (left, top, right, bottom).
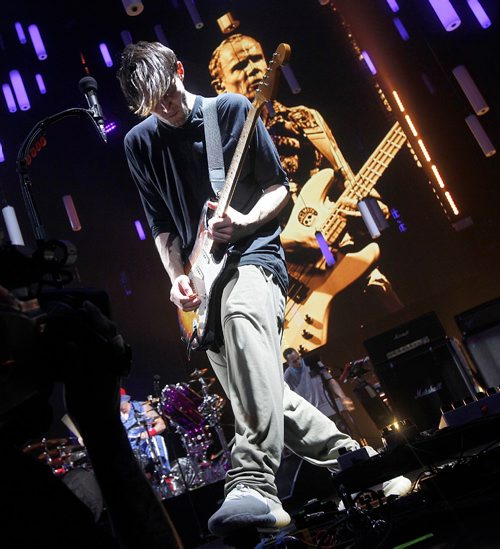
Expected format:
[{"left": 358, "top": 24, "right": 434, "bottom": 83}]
[
  {"left": 465, "top": 114, "right": 496, "bottom": 157},
  {"left": 315, "top": 231, "right": 335, "bottom": 267},
  {"left": 120, "top": 30, "right": 133, "bottom": 46},
  {"left": 2, "top": 83, "right": 17, "bottom": 112},
  {"left": 466, "top": 0, "right": 491, "bottom": 29},
  {"left": 392, "top": 90, "right": 405, "bottom": 112},
  {"left": 444, "top": 191, "right": 459, "bottom": 215},
  {"left": 28, "top": 24, "right": 47, "bottom": 60},
  {"left": 426, "top": 0, "right": 461, "bottom": 31},
  {"left": 0, "top": 141, "right": 4, "bottom": 163},
  {"left": 62, "top": 195, "right": 82, "bottom": 232},
  {"left": 431, "top": 165, "right": 445, "bottom": 188},
  {"left": 9, "top": 70, "right": 30, "bottom": 111},
  {"left": 182, "top": 0, "right": 204, "bottom": 29},
  {"left": 2, "top": 206, "right": 25, "bottom": 245},
  {"left": 134, "top": 220, "right": 147, "bottom": 241},
  {"left": 99, "top": 43, "right": 113, "bottom": 67},
  {"left": 15, "top": 22, "right": 27, "bottom": 44},
  {"left": 281, "top": 64, "right": 301, "bottom": 95},
  {"left": 386, "top": 0, "right": 400, "bottom": 13},
  {"left": 217, "top": 12, "right": 240, "bottom": 34},
  {"left": 417, "top": 139, "right": 431, "bottom": 162},
  {"left": 154, "top": 24, "right": 170, "bottom": 46},
  {"left": 122, "top": 0, "right": 144, "bottom": 16},
  {"left": 421, "top": 73, "right": 436, "bottom": 94},
  {"left": 452, "top": 65, "right": 489, "bottom": 116},
  {"left": 35, "top": 73, "right": 46, "bottom": 94},
  {"left": 393, "top": 17, "right": 410, "bottom": 41},
  {"left": 358, "top": 197, "right": 389, "bottom": 239},
  {"left": 361, "top": 51, "right": 377, "bottom": 75},
  {"left": 404, "top": 115, "right": 418, "bottom": 137},
  {"left": 105, "top": 122, "right": 117, "bottom": 133}
]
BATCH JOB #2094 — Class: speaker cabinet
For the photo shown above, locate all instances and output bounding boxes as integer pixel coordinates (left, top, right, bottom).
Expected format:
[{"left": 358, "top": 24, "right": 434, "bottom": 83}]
[
  {"left": 364, "top": 314, "right": 477, "bottom": 432},
  {"left": 455, "top": 298, "right": 500, "bottom": 388}
]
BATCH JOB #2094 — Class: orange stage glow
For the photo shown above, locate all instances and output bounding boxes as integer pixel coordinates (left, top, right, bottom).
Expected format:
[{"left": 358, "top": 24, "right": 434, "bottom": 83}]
[
  {"left": 417, "top": 139, "right": 431, "bottom": 162},
  {"left": 445, "top": 192, "right": 460, "bottom": 215},
  {"left": 404, "top": 115, "right": 418, "bottom": 137},
  {"left": 431, "top": 165, "right": 445, "bottom": 188},
  {"left": 392, "top": 90, "right": 405, "bottom": 112}
]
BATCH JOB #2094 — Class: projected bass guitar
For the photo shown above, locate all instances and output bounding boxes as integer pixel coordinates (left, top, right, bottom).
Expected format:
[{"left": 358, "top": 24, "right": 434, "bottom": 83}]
[
  {"left": 178, "top": 43, "right": 291, "bottom": 352},
  {"left": 281, "top": 121, "right": 407, "bottom": 353}
]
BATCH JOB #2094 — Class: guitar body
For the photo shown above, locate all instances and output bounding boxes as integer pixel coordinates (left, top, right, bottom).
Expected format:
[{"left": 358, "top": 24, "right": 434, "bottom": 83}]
[
  {"left": 284, "top": 243, "right": 380, "bottom": 353},
  {"left": 175, "top": 43, "right": 291, "bottom": 353},
  {"left": 177, "top": 203, "right": 229, "bottom": 350},
  {"left": 281, "top": 168, "right": 378, "bottom": 353},
  {"left": 280, "top": 122, "right": 407, "bottom": 353},
  {"left": 281, "top": 168, "right": 337, "bottom": 252}
]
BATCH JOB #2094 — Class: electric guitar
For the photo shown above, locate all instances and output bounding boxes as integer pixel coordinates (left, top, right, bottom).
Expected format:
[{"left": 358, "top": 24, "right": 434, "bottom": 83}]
[
  {"left": 178, "top": 43, "right": 291, "bottom": 352},
  {"left": 281, "top": 121, "right": 407, "bottom": 353}
]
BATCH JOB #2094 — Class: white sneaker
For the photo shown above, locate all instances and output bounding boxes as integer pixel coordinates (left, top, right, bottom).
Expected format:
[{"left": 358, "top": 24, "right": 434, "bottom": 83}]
[{"left": 208, "top": 484, "right": 291, "bottom": 536}]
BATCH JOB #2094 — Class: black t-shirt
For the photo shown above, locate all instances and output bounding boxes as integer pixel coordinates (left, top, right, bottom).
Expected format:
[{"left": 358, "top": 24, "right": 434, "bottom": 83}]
[{"left": 124, "top": 93, "right": 289, "bottom": 295}]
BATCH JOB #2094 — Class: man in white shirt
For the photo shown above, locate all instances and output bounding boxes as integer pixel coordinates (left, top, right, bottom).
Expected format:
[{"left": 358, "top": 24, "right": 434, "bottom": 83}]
[{"left": 284, "top": 348, "right": 355, "bottom": 436}]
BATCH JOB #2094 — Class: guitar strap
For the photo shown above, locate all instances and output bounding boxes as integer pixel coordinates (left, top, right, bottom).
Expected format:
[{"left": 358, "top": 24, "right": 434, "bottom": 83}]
[
  {"left": 199, "top": 96, "right": 232, "bottom": 353},
  {"left": 302, "top": 108, "right": 355, "bottom": 183},
  {"left": 202, "top": 97, "right": 225, "bottom": 198}
]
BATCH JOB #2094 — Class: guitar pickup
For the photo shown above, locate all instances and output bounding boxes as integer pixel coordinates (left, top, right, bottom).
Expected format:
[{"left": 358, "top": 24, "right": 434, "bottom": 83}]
[{"left": 288, "top": 275, "right": 309, "bottom": 303}]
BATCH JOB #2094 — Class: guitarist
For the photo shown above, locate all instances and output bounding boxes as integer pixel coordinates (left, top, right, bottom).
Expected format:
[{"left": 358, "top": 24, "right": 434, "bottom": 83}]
[
  {"left": 209, "top": 34, "right": 403, "bottom": 319},
  {"left": 117, "top": 42, "right": 408, "bottom": 538}
]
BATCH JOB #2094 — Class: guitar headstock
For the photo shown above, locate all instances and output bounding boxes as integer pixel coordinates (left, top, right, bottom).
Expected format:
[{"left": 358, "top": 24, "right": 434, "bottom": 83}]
[{"left": 253, "top": 43, "right": 291, "bottom": 110}]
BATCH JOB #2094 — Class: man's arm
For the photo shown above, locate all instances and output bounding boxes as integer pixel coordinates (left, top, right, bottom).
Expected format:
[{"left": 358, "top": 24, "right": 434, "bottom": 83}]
[
  {"left": 154, "top": 232, "right": 201, "bottom": 311},
  {"left": 318, "top": 362, "right": 355, "bottom": 412},
  {"left": 141, "top": 403, "right": 167, "bottom": 438},
  {"left": 207, "top": 183, "right": 289, "bottom": 243}
]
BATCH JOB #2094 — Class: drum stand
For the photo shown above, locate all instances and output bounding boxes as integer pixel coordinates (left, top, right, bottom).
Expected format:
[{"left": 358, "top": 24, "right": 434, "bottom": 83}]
[
  {"left": 129, "top": 406, "right": 177, "bottom": 498},
  {"left": 195, "top": 372, "right": 231, "bottom": 475}
]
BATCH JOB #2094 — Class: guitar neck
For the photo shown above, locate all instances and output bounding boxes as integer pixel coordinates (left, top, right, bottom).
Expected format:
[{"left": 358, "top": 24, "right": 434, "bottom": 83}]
[
  {"left": 213, "top": 106, "right": 261, "bottom": 217},
  {"left": 322, "top": 121, "right": 407, "bottom": 243}
]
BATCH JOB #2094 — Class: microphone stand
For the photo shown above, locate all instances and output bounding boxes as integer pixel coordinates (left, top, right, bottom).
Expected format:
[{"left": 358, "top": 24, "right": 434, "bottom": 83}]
[{"left": 16, "top": 107, "right": 105, "bottom": 243}]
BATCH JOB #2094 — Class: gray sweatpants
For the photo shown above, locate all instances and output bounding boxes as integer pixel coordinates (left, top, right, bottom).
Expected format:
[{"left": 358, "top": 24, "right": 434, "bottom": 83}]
[{"left": 207, "top": 265, "right": 359, "bottom": 503}]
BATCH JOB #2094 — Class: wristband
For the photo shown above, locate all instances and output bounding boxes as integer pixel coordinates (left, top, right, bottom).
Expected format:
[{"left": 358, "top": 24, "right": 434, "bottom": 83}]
[{"left": 148, "top": 428, "right": 157, "bottom": 437}]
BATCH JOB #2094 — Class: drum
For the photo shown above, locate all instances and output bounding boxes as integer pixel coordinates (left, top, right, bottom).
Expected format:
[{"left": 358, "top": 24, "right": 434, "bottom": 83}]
[
  {"left": 22, "top": 439, "right": 89, "bottom": 477},
  {"left": 161, "top": 383, "right": 205, "bottom": 433}
]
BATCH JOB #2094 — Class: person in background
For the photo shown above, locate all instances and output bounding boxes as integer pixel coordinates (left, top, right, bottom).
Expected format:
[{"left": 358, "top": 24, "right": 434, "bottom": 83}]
[
  {"left": 284, "top": 347, "right": 358, "bottom": 439},
  {"left": 208, "top": 33, "right": 403, "bottom": 315},
  {"left": 120, "top": 388, "right": 170, "bottom": 478}
]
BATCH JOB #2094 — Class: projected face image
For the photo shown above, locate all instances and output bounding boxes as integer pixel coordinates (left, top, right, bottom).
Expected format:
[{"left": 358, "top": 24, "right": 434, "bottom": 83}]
[{"left": 215, "top": 36, "right": 268, "bottom": 100}]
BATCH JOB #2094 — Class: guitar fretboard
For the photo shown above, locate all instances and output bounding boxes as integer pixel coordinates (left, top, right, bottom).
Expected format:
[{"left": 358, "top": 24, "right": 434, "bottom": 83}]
[{"left": 321, "top": 122, "right": 407, "bottom": 245}]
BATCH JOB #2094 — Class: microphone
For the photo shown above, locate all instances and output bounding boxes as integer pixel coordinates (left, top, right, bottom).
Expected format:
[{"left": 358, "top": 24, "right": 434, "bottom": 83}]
[
  {"left": 153, "top": 374, "right": 161, "bottom": 398},
  {"left": 78, "top": 76, "right": 107, "bottom": 143}
]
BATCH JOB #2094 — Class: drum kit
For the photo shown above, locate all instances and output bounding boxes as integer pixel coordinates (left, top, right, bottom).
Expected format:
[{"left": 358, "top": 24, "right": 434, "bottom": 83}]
[
  {"left": 152, "top": 368, "right": 231, "bottom": 498},
  {"left": 21, "top": 368, "right": 231, "bottom": 501},
  {"left": 22, "top": 438, "right": 90, "bottom": 477}
]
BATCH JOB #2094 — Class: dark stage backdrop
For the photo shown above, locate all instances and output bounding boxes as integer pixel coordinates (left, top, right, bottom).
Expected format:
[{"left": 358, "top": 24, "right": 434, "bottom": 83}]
[{"left": 1, "top": 0, "right": 499, "bottom": 439}]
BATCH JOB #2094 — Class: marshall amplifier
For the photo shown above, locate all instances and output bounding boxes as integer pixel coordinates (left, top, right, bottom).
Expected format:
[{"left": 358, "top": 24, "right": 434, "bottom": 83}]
[
  {"left": 364, "top": 313, "right": 477, "bottom": 432},
  {"left": 455, "top": 297, "right": 500, "bottom": 388}
]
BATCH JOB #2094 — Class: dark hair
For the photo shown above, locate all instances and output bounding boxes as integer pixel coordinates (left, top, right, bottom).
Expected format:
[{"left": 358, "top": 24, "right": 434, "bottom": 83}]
[
  {"left": 116, "top": 41, "right": 178, "bottom": 116},
  {"left": 283, "top": 347, "right": 297, "bottom": 360}
]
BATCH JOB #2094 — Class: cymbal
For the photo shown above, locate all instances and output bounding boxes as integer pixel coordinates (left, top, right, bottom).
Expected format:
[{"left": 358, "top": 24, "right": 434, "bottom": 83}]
[
  {"left": 22, "top": 438, "right": 68, "bottom": 454},
  {"left": 215, "top": 396, "right": 226, "bottom": 410},
  {"left": 189, "top": 376, "right": 216, "bottom": 388},
  {"left": 189, "top": 368, "right": 208, "bottom": 379}
]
